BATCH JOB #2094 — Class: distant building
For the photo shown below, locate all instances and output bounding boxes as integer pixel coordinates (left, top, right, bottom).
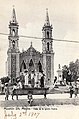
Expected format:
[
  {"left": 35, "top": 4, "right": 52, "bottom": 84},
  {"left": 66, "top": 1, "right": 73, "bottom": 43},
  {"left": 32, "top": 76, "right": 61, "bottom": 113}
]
[{"left": 7, "top": 8, "right": 54, "bottom": 85}]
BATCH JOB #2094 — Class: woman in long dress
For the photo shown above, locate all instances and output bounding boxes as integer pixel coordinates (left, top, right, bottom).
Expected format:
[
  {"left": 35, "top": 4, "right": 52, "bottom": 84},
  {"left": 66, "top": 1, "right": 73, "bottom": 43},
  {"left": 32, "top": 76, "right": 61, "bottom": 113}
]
[
  {"left": 34, "top": 73, "right": 38, "bottom": 87},
  {"left": 24, "top": 70, "right": 29, "bottom": 86}
]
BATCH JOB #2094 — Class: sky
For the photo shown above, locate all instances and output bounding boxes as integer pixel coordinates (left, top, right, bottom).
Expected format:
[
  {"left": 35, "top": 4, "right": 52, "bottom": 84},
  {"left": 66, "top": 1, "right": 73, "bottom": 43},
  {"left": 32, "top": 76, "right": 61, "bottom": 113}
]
[{"left": 0, "top": 0, "right": 79, "bottom": 77}]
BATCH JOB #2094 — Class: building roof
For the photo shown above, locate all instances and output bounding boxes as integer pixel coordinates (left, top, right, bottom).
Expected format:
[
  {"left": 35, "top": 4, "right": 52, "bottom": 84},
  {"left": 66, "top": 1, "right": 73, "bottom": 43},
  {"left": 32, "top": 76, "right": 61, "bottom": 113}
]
[{"left": 20, "top": 43, "right": 42, "bottom": 57}]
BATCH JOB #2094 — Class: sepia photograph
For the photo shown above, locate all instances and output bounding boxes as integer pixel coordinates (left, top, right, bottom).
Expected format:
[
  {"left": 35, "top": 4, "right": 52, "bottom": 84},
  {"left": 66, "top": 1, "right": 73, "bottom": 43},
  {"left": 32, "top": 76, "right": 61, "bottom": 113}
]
[{"left": 0, "top": 0, "right": 79, "bottom": 119}]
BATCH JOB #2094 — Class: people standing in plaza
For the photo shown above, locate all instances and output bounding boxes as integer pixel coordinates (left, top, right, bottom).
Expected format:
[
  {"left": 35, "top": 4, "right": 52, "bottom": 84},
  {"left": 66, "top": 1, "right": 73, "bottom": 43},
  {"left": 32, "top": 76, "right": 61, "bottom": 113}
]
[
  {"left": 69, "top": 82, "right": 74, "bottom": 98},
  {"left": 38, "top": 72, "right": 42, "bottom": 87},
  {"left": 10, "top": 83, "right": 19, "bottom": 100},
  {"left": 9, "top": 81, "right": 15, "bottom": 100},
  {"left": 14, "top": 83, "right": 19, "bottom": 100},
  {"left": 59, "top": 75, "right": 62, "bottom": 85},
  {"left": 74, "top": 83, "right": 78, "bottom": 98},
  {"left": 31, "top": 71, "right": 35, "bottom": 88},
  {"left": 18, "top": 81, "right": 22, "bottom": 89},
  {"left": 20, "top": 72, "right": 25, "bottom": 89},
  {"left": 28, "top": 81, "right": 32, "bottom": 88},
  {"left": 34, "top": 70, "right": 38, "bottom": 87},
  {"left": 4, "top": 83, "right": 9, "bottom": 100},
  {"left": 24, "top": 70, "right": 29, "bottom": 87},
  {"left": 40, "top": 72, "right": 45, "bottom": 88},
  {"left": 1, "top": 83, "right": 4, "bottom": 93},
  {"left": 27, "top": 91, "right": 33, "bottom": 106},
  {"left": 54, "top": 76, "right": 57, "bottom": 84},
  {"left": 44, "top": 89, "right": 47, "bottom": 99}
]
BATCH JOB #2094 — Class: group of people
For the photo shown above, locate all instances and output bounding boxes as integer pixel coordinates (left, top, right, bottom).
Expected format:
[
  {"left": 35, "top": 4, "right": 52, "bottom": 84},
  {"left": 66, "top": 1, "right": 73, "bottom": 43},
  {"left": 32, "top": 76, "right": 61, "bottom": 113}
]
[
  {"left": 4, "top": 70, "right": 45, "bottom": 100},
  {"left": 4, "top": 83, "right": 18, "bottom": 100},
  {"left": 19, "top": 70, "right": 45, "bottom": 89},
  {"left": 54, "top": 75, "right": 64, "bottom": 85},
  {"left": 69, "top": 82, "right": 78, "bottom": 98}
]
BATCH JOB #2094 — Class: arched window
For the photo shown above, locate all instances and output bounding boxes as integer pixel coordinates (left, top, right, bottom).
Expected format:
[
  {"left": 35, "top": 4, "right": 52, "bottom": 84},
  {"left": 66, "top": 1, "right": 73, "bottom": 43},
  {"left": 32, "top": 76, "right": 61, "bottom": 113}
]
[
  {"left": 13, "top": 29, "right": 15, "bottom": 36},
  {"left": 12, "top": 40, "right": 15, "bottom": 48},
  {"left": 29, "top": 59, "right": 34, "bottom": 67},
  {"left": 47, "top": 31, "right": 49, "bottom": 38},
  {"left": 20, "top": 60, "right": 26, "bottom": 72},
  {"left": 38, "top": 61, "right": 42, "bottom": 72},
  {"left": 47, "top": 42, "right": 49, "bottom": 51},
  {"left": 29, "top": 59, "right": 34, "bottom": 73}
]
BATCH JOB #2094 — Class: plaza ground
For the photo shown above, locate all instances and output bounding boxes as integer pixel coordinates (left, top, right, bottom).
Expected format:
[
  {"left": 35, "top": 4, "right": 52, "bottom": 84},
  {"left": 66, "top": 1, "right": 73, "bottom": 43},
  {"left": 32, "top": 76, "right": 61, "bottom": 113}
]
[
  {"left": 0, "top": 93, "right": 79, "bottom": 107},
  {"left": 0, "top": 94, "right": 79, "bottom": 119}
]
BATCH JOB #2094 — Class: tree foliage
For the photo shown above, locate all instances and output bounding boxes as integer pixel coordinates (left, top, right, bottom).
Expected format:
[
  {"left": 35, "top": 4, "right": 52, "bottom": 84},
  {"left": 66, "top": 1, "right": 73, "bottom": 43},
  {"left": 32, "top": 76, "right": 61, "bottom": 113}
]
[
  {"left": 0, "top": 76, "right": 10, "bottom": 84},
  {"left": 62, "top": 65, "right": 69, "bottom": 79},
  {"left": 62, "top": 59, "right": 79, "bottom": 82}
]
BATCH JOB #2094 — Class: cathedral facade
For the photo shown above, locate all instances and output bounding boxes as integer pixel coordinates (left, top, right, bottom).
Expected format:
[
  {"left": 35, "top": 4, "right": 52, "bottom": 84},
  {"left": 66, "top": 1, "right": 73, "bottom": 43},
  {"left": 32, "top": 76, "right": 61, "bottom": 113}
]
[{"left": 7, "top": 8, "right": 54, "bottom": 85}]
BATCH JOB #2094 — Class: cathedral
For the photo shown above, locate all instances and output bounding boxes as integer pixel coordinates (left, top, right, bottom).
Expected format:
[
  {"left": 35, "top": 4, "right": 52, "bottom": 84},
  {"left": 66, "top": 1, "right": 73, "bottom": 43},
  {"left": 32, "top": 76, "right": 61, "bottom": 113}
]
[{"left": 7, "top": 8, "right": 54, "bottom": 86}]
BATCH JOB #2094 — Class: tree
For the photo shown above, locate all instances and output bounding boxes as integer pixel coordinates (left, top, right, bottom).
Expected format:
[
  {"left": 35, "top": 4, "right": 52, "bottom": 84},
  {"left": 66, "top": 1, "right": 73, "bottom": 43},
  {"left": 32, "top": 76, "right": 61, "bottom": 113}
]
[
  {"left": 62, "top": 65, "right": 69, "bottom": 78},
  {"left": 0, "top": 76, "right": 10, "bottom": 84},
  {"left": 69, "top": 61, "right": 77, "bottom": 82},
  {"left": 62, "top": 59, "right": 79, "bottom": 84},
  {"left": 75, "top": 59, "right": 79, "bottom": 78},
  {"left": 62, "top": 65, "right": 69, "bottom": 84}
]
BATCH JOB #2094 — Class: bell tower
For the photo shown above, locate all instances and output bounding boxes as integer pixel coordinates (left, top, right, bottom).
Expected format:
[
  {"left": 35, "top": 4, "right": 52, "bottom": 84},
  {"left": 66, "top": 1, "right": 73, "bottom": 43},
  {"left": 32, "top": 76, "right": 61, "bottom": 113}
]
[
  {"left": 42, "top": 9, "right": 54, "bottom": 85},
  {"left": 7, "top": 7, "right": 20, "bottom": 83}
]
